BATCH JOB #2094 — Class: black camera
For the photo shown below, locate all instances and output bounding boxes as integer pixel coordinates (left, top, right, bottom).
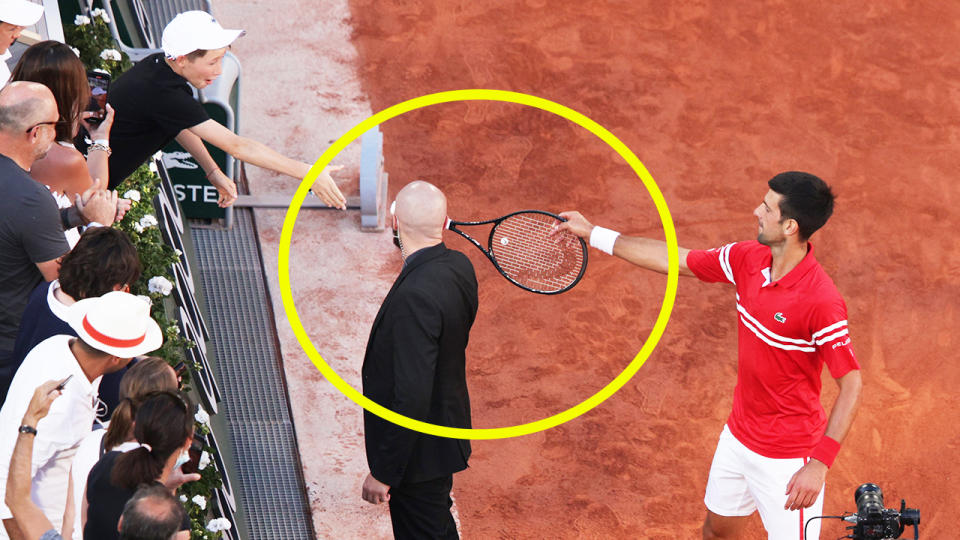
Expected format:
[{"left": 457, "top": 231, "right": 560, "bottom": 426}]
[{"left": 844, "top": 483, "right": 920, "bottom": 540}]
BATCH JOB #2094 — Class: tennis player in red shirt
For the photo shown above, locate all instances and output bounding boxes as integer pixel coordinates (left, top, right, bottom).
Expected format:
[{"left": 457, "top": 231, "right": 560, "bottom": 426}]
[{"left": 556, "top": 171, "right": 862, "bottom": 539}]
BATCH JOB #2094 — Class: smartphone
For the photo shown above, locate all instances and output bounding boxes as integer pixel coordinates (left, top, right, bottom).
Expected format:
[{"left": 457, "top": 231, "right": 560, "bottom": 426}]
[
  {"left": 180, "top": 432, "right": 205, "bottom": 475},
  {"left": 55, "top": 374, "right": 73, "bottom": 392},
  {"left": 85, "top": 70, "right": 111, "bottom": 126}
]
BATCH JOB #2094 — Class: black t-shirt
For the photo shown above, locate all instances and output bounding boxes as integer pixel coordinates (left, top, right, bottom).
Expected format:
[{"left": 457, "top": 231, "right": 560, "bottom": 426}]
[
  {"left": 84, "top": 451, "right": 190, "bottom": 540},
  {"left": 106, "top": 53, "right": 210, "bottom": 188},
  {"left": 0, "top": 154, "right": 69, "bottom": 362}
]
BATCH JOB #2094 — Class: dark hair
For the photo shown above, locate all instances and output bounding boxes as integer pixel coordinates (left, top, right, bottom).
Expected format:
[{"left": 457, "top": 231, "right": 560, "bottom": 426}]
[
  {"left": 10, "top": 40, "right": 90, "bottom": 142},
  {"left": 104, "top": 358, "right": 178, "bottom": 451},
  {"left": 767, "top": 171, "right": 835, "bottom": 241},
  {"left": 185, "top": 49, "right": 210, "bottom": 61},
  {"left": 59, "top": 228, "right": 141, "bottom": 300},
  {"left": 111, "top": 392, "right": 193, "bottom": 490},
  {"left": 119, "top": 484, "right": 186, "bottom": 540}
]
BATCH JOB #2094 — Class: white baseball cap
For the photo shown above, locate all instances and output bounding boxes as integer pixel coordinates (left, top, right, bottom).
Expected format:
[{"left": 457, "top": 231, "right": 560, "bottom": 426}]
[
  {"left": 161, "top": 10, "right": 244, "bottom": 59},
  {"left": 0, "top": 0, "right": 44, "bottom": 27},
  {"left": 66, "top": 291, "right": 163, "bottom": 358}
]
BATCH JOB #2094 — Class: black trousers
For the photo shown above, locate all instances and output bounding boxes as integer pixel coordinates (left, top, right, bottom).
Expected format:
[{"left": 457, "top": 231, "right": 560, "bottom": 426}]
[{"left": 388, "top": 475, "right": 458, "bottom": 540}]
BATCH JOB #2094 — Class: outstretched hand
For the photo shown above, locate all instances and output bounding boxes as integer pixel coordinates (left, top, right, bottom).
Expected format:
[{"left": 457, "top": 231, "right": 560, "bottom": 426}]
[
  {"left": 551, "top": 211, "right": 594, "bottom": 240},
  {"left": 309, "top": 164, "right": 347, "bottom": 210},
  {"left": 208, "top": 169, "right": 238, "bottom": 208}
]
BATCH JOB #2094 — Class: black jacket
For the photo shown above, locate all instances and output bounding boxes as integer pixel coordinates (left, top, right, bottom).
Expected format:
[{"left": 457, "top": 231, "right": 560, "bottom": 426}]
[{"left": 362, "top": 243, "right": 478, "bottom": 486}]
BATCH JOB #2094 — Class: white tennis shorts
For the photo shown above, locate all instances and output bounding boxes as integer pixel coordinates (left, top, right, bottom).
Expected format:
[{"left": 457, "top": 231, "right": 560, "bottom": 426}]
[{"left": 704, "top": 425, "right": 825, "bottom": 540}]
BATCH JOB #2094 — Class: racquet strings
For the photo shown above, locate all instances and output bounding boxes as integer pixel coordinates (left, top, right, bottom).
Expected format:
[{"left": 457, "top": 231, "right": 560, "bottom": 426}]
[{"left": 490, "top": 212, "right": 585, "bottom": 292}]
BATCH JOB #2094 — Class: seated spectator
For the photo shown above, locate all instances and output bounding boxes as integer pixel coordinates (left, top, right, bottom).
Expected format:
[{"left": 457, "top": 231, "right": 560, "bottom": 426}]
[
  {"left": 5, "top": 382, "right": 186, "bottom": 540},
  {"left": 11, "top": 40, "right": 129, "bottom": 247},
  {"left": 0, "top": 291, "right": 162, "bottom": 540},
  {"left": 5, "top": 227, "right": 141, "bottom": 410},
  {"left": 69, "top": 357, "right": 178, "bottom": 540},
  {"left": 0, "top": 0, "right": 43, "bottom": 83},
  {"left": 83, "top": 392, "right": 194, "bottom": 540},
  {"left": 106, "top": 10, "right": 345, "bottom": 208},
  {"left": 0, "top": 82, "right": 116, "bottom": 377}
]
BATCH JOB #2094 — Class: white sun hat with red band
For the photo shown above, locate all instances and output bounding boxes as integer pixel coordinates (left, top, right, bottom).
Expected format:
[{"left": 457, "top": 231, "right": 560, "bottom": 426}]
[{"left": 66, "top": 291, "right": 163, "bottom": 357}]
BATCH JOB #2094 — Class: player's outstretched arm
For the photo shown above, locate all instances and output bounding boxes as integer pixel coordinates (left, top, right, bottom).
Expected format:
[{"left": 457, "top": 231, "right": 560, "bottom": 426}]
[{"left": 556, "top": 211, "right": 694, "bottom": 276}]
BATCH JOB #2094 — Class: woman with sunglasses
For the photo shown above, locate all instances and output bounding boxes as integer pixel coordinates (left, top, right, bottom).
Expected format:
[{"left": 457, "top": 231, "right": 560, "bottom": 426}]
[{"left": 10, "top": 41, "right": 128, "bottom": 246}]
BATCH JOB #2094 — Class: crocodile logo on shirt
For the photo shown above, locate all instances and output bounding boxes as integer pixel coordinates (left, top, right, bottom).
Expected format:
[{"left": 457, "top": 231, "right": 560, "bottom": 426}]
[{"left": 774, "top": 312, "right": 786, "bottom": 323}]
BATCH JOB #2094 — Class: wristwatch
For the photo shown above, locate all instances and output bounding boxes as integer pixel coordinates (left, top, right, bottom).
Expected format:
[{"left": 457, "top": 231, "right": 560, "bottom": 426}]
[{"left": 18, "top": 425, "right": 37, "bottom": 436}]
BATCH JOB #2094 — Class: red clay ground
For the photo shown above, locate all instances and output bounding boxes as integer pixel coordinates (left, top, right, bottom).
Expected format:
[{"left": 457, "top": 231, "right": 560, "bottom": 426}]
[{"left": 345, "top": 1, "right": 960, "bottom": 538}]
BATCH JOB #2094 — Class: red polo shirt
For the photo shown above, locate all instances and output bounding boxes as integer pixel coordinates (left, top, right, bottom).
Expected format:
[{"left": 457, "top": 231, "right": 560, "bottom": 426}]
[{"left": 687, "top": 241, "right": 860, "bottom": 458}]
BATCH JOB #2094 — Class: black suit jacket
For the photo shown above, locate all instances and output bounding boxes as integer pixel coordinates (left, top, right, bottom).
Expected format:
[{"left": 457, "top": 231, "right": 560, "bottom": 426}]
[{"left": 362, "top": 242, "right": 478, "bottom": 487}]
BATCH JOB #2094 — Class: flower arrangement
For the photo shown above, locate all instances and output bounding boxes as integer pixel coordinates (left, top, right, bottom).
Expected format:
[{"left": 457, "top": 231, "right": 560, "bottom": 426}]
[
  {"left": 63, "top": 7, "right": 131, "bottom": 75},
  {"left": 66, "top": 6, "right": 231, "bottom": 539}
]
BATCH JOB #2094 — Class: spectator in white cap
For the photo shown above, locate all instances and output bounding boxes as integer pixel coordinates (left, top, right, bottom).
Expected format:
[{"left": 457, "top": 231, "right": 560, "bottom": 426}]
[
  {"left": 106, "top": 10, "right": 346, "bottom": 209},
  {"left": 0, "top": 291, "right": 161, "bottom": 540},
  {"left": 0, "top": 0, "right": 43, "bottom": 83}
]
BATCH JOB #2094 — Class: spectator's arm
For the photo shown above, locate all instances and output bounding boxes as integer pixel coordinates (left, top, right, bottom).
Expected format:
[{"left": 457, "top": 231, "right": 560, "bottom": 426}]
[
  {"left": 188, "top": 119, "right": 345, "bottom": 209},
  {"left": 174, "top": 130, "right": 237, "bottom": 208},
  {"left": 60, "top": 473, "right": 74, "bottom": 540},
  {"left": 35, "top": 258, "right": 60, "bottom": 282},
  {"left": 5, "top": 381, "right": 61, "bottom": 540}
]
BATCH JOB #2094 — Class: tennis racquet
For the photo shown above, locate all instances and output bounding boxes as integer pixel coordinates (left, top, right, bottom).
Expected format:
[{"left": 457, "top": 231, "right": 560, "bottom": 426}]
[{"left": 445, "top": 210, "right": 588, "bottom": 294}]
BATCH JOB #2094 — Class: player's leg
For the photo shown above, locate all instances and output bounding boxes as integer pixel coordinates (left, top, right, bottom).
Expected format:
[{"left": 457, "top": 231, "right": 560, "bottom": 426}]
[
  {"left": 702, "top": 426, "right": 756, "bottom": 539},
  {"left": 744, "top": 454, "right": 825, "bottom": 540}
]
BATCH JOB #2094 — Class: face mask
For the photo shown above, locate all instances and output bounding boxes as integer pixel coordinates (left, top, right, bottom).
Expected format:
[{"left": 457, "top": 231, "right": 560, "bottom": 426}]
[{"left": 174, "top": 449, "right": 190, "bottom": 470}]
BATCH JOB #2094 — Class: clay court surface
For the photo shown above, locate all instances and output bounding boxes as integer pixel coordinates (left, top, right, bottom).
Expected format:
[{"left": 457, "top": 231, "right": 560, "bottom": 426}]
[{"left": 218, "top": 0, "right": 958, "bottom": 537}]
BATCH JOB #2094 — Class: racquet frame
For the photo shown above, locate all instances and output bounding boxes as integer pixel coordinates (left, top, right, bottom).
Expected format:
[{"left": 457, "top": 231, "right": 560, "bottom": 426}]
[{"left": 445, "top": 210, "right": 588, "bottom": 294}]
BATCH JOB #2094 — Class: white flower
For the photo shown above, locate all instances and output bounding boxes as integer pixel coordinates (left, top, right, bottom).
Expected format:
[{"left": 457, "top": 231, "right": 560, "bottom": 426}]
[
  {"left": 191, "top": 495, "right": 207, "bottom": 510},
  {"left": 198, "top": 451, "right": 211, "bottom": 471},
  {"left": 74, "top": 14, "right": 91, "bottom": 25},
  {"left": 139, "top": 214, "right": 158, "bottom": 229},
  {"left": 69, "top": 46, "right": 80, "bottom": 57},
  {"left": 147, "top": 276, "right": 173, "bottom": 296},
  {"left": 195, "top": 407, "right": 210, "bottom": 426},
  {"left": 90, "top": 8, "right": 110, "bottom": 22},
  {"left": 99, "top": 49, "right": 122, "bottom": 62},
  {"left": 148, "top": 160, "right": 158, "bottom": 173},
  {"left": 179, "top": 495, "right": 187, "bottom": 503},
  {"left": 133, "top": 222, "right": 144, "bottom": 233},
  {"left": 206, "top": 518, "right": 232, "bottom": 532},
  {"left": 123, "top": 189, "right": 141, "bottom": 202}
]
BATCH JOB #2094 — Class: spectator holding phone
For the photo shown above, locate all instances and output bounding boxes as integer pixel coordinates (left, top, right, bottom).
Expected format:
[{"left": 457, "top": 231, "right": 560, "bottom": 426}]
[
  {"left": 10, "top": 41, "right": 130, "bottom": 246},
  {"left": 0, "top": 81, "right": 117, "bottom": 379},
  {"left": 0, "top": 0, "right": 43, "bottom": 83},
  {"left": 5, "top": 382, "right": 187, "bottom": 540},
  {"left": 0, "top": 291, "right": 161, "bottom": 540},
  {"left": 106, "top": 10, "right": 345, "bottom": 208},
  {"left": 69, "top": 358, "right": 179, "bottom": 540},
  {"left": 83, "top": 391, "right": 196, "bottom": 540}
]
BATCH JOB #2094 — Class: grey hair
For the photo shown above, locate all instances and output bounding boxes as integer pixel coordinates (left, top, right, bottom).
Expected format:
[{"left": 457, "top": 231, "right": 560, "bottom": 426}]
[{"left": 0, "top": 96, "right": 44, "bottom": 133}]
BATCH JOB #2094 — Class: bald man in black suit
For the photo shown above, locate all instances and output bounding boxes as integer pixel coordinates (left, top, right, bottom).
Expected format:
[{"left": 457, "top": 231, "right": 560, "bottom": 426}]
[{"left": 361, "top": 181, "right": 478, "bottom": 539}]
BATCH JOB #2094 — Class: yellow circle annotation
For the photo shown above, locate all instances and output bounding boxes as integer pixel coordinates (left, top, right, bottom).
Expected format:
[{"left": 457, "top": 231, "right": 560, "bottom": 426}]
[{"left": 278, "top": 89, "right": 678, "bottom": 440}]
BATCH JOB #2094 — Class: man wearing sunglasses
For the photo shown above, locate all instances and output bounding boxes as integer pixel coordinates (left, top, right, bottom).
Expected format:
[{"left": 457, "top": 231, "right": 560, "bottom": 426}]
[{"left": 0, "top": 82, "right": 116, "bottom": 387}]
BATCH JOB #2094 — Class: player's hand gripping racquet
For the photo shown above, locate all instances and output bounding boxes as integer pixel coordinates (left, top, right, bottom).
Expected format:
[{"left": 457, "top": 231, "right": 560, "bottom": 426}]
[{"left": 445, "top": 210, "right": 588, "bottom": 294}]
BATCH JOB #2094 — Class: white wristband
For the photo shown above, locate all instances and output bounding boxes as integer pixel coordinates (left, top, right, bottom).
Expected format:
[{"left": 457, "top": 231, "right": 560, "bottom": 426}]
[
  {"left": 93, "top": 139, "right": 109, "bottom": 147},
  {"left": 589, "top": 226, "right": 620, "bottom": 255}
]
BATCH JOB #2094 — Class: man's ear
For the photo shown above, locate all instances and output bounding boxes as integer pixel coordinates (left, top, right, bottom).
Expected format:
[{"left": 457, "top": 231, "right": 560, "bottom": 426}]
[
  {"left": 782, "top": 218, "right": 800, "bottom": 238},
  {"left": 117, "top": 514, "right": 124, "bottom": 533}
]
